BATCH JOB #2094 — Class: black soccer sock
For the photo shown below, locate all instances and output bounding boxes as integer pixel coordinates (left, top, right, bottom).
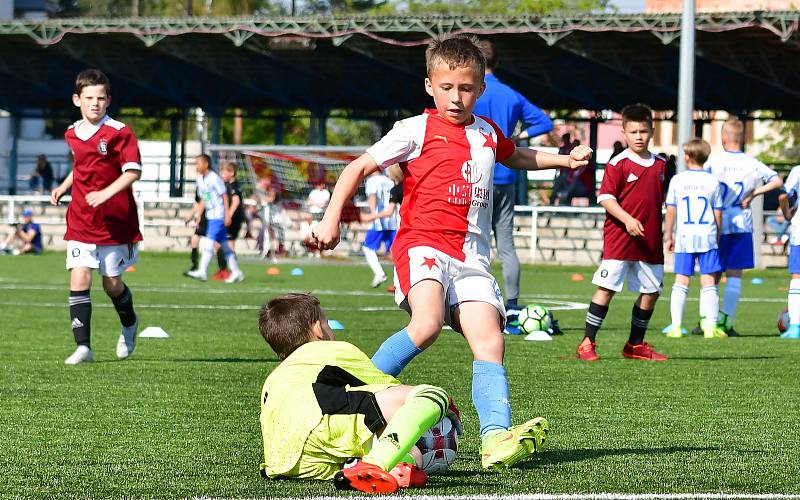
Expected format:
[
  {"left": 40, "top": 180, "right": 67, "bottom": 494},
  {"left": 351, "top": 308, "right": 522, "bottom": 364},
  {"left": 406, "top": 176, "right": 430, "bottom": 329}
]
[
  {"left": 629, "top": 305, "right": 654, "bottom": 345},
  {"left": 111, "top": 284, "right": 136, "bottom": 328},
  {"left": 217, "top": 248, "right": 227, "bottom": 271},
  {"left": 190, "top": 247, "right": 199, "bottom": 270},
  {"left": 584, "top": 301, "right": 609, "bottom": 342},
  {"left": 69, "top": 290, "right": 92, "bottom": 347}
]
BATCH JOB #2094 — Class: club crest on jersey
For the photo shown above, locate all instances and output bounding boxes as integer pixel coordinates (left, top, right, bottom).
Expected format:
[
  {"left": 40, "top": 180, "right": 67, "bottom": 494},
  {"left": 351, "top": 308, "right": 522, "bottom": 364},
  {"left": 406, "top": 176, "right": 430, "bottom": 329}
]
[
  {"left": 461, "top": 160, "right": 483, "bottom": 184},
  {"left": 98, "top": 138, "right": 108, "bottom": 155}
]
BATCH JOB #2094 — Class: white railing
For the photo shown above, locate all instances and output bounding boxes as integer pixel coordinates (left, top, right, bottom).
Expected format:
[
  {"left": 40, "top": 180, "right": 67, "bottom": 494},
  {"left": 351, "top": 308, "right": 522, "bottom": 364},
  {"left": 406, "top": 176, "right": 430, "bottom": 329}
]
[{"left": 514, "top": 205, "right": 605, "bottom": 263}]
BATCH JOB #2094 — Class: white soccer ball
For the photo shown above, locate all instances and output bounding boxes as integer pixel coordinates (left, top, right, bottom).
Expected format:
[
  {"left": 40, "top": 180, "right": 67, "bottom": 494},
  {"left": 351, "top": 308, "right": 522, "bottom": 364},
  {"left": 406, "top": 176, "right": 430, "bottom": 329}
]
[
  {"left": 518, "top": 303, "right": 552, "bottom": 335},
  {"left": 415, "top": 416, "right": 458, "bottom": 475}
]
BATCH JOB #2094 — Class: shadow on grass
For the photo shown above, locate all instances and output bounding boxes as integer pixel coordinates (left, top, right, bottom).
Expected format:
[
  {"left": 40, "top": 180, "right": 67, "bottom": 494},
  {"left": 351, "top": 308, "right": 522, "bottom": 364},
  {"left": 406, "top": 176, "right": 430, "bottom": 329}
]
[{"left": 525, "top": 446, "right": 722, "bottom": 468}]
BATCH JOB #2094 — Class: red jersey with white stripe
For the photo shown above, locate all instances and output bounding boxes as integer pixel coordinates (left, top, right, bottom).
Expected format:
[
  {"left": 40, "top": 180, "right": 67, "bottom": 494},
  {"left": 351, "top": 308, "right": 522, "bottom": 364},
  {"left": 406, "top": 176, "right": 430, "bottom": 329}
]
[
  {"left": 366, "top": 110, "right": 515, "bottom": 266},
  {"left": 64, "top": 116, "right": 143, "bottom": 245},
  {"left": 597, "top": 149, "right": 666, "bottom": 264}
]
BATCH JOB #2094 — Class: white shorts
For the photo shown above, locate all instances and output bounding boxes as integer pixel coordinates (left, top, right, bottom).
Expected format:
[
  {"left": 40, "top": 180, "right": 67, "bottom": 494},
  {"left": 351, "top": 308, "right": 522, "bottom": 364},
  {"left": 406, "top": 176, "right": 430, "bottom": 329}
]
[
  {"left": 592, "top": 259, "right": 664, "bottom": 294},
  {"left": 66, "top": 241, "right": 138, "bottom": 277},
  {"left": 393, "top": 245, "right": 505, "bottom": 329}
]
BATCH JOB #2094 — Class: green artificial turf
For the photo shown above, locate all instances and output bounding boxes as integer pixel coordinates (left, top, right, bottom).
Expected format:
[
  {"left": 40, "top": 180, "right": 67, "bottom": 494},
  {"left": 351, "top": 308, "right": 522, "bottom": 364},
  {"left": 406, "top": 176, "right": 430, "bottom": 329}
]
[{"left": 1, "top": 252, "right": 799, "bottom": 498}]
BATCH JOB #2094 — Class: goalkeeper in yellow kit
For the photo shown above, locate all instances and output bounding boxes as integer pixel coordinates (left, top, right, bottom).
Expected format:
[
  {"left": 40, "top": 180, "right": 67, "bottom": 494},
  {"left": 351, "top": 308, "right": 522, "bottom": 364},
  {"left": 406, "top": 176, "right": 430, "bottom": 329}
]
[{"left": 258, "top": 293, "right": 459, "bottom": 494}]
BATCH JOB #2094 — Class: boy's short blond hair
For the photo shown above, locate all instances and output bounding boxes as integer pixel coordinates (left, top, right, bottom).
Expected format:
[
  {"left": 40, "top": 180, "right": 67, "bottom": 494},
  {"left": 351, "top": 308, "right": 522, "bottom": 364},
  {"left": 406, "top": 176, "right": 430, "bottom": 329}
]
[
  {"left": 682, "top": 138, "right": 711, "bottom": 166},
  {"left": 721, "top": 117, "right": 744, "bottom": 142},
  {"left": 621, "top": 103, "right": 653, "bottom": 128},
  {"left": 259, "top": 293, "right": 324, "bottom": 360},
  {"left": 221, "top": 161, "right": 237, "bottom": 174},
  {"left": 426, "top": 35, "right": 485, "bottom": 78},
  {"left": 75, "top": 69, "right": 111, "bottom": 96}
]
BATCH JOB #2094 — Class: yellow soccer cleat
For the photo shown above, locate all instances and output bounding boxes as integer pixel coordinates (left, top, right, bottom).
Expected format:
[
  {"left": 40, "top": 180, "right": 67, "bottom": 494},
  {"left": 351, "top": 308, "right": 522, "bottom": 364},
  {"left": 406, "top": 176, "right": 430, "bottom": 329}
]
[{"left": 480, "top": 417, "right": 550, "bottom": 470}]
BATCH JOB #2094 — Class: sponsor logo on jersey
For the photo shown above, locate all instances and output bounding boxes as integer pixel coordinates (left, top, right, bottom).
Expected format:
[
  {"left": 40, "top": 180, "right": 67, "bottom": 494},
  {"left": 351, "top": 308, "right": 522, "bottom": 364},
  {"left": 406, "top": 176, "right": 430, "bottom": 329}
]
[
  {"left": 461, "top": 160, "right": 483, "bottom": 184},
  {"left": 432, "top": 135, "right": 448, "bottom": 143},
  {"left": 627, "top": 173, "right": 639, "bottom": 182},
  {"left": 98, "top": 138, "right": 108, "bottom": 155}
]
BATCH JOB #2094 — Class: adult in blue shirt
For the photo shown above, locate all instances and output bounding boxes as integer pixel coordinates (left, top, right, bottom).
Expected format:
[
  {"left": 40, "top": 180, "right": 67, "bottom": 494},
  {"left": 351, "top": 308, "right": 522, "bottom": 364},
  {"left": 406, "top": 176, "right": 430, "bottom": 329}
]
[
  {"left": 474, "top": 40, "right": 553, "bottom": 318},
  {"left": 1, "top": 208, "right": 42, "bottom": 255}
]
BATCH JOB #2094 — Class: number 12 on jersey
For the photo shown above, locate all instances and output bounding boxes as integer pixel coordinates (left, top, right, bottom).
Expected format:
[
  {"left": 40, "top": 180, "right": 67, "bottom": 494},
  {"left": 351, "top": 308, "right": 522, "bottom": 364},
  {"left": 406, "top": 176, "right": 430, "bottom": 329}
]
[{"left": 682, "top": 195, "right": 712, "bottom": 225}]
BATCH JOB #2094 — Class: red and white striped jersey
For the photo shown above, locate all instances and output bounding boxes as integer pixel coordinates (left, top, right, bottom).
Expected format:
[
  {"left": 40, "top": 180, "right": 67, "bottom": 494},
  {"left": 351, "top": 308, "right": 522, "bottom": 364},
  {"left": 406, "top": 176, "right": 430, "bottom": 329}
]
[{"left": 366, "top": 109, "right": 515, "bottom": 265}]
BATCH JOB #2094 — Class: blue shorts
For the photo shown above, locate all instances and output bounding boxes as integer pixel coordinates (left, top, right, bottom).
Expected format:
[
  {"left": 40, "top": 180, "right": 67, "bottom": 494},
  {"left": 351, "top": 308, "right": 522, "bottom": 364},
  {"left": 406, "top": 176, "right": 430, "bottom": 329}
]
[
  {"left": 205, "top": 219, "right": 228, "bottom": 244},
  {"left": 790, "top": 245, "right": 800, "bottom": 274},
  {"left": 718, "top": 233, "right": 754, "bottom": 271},
  {"left": 364, "top": 229, "right": 396, "bottom": 252},
  {"left": 673, "top": 249, "right": 722, "bottom": 276}
]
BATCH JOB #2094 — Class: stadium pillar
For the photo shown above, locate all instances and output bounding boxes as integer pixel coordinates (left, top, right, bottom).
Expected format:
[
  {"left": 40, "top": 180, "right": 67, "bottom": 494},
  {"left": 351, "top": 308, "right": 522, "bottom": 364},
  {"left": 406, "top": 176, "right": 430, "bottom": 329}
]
[
  {"left": 179, "top": 113, "right": 187, "bottom": 197},
  {"left": 169, "top": 116, "right": 179, "bottom": 198},
  {"left": 210, "top": 115, "right": 221, "bottom": 166},
  {"left": 309, "top": 110, "right": 327, "bottom": 145},
  {"left": 676, "top": 0, "right": 695, "bottom": 173},
  {"left": 588, "top": 116, "right": 599, "bottom": 205},
  {"left": 8, "top": 114, "right": 19, "bottom": 195},
  {"left": 274, "top": 116, "right": 284, "bottom": 145}
]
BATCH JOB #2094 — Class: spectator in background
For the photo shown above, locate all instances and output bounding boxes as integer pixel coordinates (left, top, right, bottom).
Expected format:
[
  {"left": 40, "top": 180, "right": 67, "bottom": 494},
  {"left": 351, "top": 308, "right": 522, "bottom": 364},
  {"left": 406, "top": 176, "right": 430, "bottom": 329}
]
[
  {"left": 307, "top": 179, "right": 331, "bottom": 221},
  {"left": 1, "top": 208, "right": 42, "bottom": 255},
  {"left": 550, "top": 134, "right": 576, "bottom": 205},
  {"left": 249, "top": 178, "right": 285, "bottom": 262},
  {"left": 37, "top": 154, "right": 54, "bottom": 193},
  {"left": 474, "top": 39, "right": 554, "bottom": 321}
]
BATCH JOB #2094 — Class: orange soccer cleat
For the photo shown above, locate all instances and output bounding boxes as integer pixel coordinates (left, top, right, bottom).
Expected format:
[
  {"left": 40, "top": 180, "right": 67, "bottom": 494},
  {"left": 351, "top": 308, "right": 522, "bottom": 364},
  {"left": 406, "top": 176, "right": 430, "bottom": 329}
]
[
  {"left": 622, "top": 341, "right": 668, "bottom": 361},
  {"left": 577, "top": 337, "right": 600, "bottom": 362},
  {"left": 334, "top": 461, "right": 399, "bottom": 494}
]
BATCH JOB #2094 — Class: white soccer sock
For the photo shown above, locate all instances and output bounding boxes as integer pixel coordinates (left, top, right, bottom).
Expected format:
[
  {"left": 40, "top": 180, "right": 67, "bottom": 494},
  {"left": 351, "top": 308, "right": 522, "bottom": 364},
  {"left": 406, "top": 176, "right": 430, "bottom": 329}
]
[
  {"left": 670, "top": 284, "right": 689, "bottom": 327},
  {"left": 700, "top": 285, "right": 720, "bottom": 325},
  {"left": 363, "top": 247, "right": 385, "bottom": 278},
  {"left": 789, "top": 279, "right": 800, "bottom": 325},
  {"left": 723, "top": 277, "right": 742, "bottom": 322},
  {"left": 226, "top": 253, "right": 242, "bottom": 275},
  {"left": 197, "top": 238, "right": 214, "bottom": 274}
]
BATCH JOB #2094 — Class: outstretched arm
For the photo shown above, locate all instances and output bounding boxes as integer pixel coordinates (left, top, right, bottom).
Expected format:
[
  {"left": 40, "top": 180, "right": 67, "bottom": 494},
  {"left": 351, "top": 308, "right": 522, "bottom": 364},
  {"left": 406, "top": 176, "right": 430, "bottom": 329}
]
[
  {"left": 502, "top": 145, "right": 592, "bottom": 172},
  {"left": 314, "top": 154, "right": 380, "bottom": 250}
]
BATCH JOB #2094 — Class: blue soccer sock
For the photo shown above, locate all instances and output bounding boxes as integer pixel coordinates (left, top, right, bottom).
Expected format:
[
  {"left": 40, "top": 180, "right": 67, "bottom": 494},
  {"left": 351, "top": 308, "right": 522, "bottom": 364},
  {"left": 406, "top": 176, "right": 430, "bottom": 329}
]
[
  {"left": 371, "top": 328, "right": 423, "bottom": 377},
  {"left": 472, "top": 360, "right": 511, "bottom": 437}
]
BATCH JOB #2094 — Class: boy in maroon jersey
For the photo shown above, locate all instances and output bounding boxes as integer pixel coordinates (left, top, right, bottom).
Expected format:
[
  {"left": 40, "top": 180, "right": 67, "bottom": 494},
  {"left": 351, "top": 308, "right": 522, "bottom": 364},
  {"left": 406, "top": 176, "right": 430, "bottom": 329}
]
[
  {"left": 577, "top": 103, "right": 668, "bottom": 362},
  {"left": 314, "top": 35, "right": 592, "bottom": 473},
  {"left": 50, "top": 69, "right": 141, "bottom": 365}
]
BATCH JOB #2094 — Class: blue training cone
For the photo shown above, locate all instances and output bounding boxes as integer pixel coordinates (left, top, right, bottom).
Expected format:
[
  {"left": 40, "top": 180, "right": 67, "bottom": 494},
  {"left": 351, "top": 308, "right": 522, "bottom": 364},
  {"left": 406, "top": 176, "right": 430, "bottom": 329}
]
[
  {"left": 290, "top": 267, "right": 304, "bottom": 276},
  {"left": 751, "top": 277, "right": 764, "bottom": 285},
  {"left": 328, "top": 319, "right": 345, "bottom": 330}
]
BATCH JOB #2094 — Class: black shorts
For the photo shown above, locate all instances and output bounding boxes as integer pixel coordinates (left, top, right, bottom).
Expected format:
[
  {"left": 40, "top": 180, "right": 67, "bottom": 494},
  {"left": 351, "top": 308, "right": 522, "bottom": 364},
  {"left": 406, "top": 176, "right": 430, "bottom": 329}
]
[
  {"left": 195, "top": 217, "right": 207, "bottom": 237},
  {"left": 227, "top": 219, "right": 244, "bottom": 241}
]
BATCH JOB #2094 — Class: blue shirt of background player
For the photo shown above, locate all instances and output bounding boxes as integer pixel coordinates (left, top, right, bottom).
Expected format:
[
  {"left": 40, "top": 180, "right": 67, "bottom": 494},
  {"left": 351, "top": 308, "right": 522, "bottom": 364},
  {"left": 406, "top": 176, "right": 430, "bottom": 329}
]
[
  {"left": 474, "top": 73, "right": 554, "bottom": 186},
  {"left": 22, "top": 221, "right": 42, "bottom": 253}
]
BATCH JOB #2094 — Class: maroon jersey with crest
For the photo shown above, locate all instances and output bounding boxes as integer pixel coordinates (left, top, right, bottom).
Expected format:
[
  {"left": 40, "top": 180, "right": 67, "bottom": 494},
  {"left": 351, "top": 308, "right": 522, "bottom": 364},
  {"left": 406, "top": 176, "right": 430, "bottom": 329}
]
[
  {"left": 64, "top": 116, "right": 142, "bottom": 245},
  {"left": 597, "top": 149, "right": 665, "bottom": 264}
]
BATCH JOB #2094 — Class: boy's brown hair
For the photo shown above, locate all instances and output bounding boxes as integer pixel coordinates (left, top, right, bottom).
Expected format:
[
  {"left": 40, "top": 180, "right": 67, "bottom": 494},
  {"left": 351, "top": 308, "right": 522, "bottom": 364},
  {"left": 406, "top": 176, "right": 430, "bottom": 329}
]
[
  {"left": 477, "top": 39, "right": 498, "bottom": 71},
  {"left": 75, "top": 69, "right": 111, "bottom": 96},
  {"left": 683, "top": 138, "right": 711, "bottom": 166},
  {"left": 621, "top": 103, "right": 653, "bottom": 128},
  {"left": 426, "top": 35, "right": 485, "bottom": 78},
  {"left": 259, "top": 293, "right": 324, "bottom": 360},
  {"left": 221, "top": 161, "right": 237, "bottom": 174}
]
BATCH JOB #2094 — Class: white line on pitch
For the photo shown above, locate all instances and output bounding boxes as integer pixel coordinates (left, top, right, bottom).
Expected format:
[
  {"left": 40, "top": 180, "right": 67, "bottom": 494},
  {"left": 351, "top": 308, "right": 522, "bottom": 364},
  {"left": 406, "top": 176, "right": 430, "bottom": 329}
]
[{"left": 191, "top": 493, "right": 800, "bottom": 500}]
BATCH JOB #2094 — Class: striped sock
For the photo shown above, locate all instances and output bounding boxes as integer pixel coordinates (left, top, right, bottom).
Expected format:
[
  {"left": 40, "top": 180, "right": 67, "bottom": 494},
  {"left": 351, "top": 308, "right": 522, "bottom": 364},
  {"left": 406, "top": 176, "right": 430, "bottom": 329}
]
[
  {"left": 584, "top": 301, "right": 609, "bottom": 342},
  {"left": 629, "top": 304, "right": 654, "bottom": 345},
  {"left": 69, "top": 290, "right": 91, "bottom": 347}
]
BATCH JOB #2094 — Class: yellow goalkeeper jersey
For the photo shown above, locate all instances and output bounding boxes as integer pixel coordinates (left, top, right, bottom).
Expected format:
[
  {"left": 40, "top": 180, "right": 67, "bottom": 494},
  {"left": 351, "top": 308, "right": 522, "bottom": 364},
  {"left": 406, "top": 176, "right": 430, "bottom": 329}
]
[{"left": 259, "top": 340, "right": 400, "bottom": 477}]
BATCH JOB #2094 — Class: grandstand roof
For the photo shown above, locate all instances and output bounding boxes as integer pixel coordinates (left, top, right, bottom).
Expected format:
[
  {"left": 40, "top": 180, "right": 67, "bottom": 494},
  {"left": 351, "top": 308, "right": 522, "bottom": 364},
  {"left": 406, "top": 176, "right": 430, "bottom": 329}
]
[{"left": 0, "top": 11, "right": 798, "bottom": 117}]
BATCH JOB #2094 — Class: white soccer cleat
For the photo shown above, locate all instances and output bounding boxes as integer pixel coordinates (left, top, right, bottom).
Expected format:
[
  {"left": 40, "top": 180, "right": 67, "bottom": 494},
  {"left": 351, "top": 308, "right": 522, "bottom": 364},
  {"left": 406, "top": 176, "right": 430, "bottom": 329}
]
[
  {"left": 225, "top": 271, "right": 244, "bottom": 283},
  {"left": 116, "top": 316, "right": 138, "bottom": 360},
  {"left": 65, "top": 345, "right": 94, "bottom": 365},
  {"left": 371, "top": 274, "right": 388, "bottom": 288},
  {"left": 185, "top": 269, "right": 208, "bottom": 281}
]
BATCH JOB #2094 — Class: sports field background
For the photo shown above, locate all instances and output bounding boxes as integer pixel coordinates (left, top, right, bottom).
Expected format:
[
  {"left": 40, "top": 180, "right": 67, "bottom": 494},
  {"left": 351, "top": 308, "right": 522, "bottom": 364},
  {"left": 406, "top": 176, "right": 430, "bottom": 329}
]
[{"left": 2, "top": 252, "right": 799, "bottom": 497}]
